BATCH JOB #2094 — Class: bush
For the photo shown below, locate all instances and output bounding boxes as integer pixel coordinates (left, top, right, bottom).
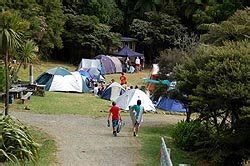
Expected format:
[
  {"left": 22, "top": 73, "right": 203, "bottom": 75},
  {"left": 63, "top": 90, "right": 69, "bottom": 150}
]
[
  {"left": 0, "top": 116, "right": 39, "bottom": 163},
  {"left": 172, "top": 120, "right": 209, "bottom": 151}
]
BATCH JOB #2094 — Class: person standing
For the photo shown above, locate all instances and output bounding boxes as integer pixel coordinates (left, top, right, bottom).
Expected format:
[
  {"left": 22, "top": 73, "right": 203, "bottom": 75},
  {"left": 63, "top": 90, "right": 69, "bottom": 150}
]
[
  {"left": 135, "top": 57, "right": 141, "bottom": 72},
  {"left": 93, "top": 83, "right": 99, "bottom": 96},
  {"left": 107, "top": 102, "right": 121, "bottom": 137},
  {"left": 120, "top": 72, "right": 127, "bottom": 85},
  {"left": 130, "top": 100, "right": 144, "bottom": 137},
  {"left": 140, "top": 57, "right": 144, "bottom": 70}
]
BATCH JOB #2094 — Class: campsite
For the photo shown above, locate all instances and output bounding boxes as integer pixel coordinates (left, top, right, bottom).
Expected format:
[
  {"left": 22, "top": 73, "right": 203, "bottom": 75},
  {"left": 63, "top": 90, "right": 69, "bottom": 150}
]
[{"left": 0, "top": 1, "right": 249, "bottom": 166}]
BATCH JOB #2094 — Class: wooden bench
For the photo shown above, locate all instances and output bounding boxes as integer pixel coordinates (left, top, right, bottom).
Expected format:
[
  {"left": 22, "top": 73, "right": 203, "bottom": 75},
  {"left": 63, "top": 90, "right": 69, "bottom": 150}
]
[{"left": 21, "top": 92, "right": 33, "bottom": 104}]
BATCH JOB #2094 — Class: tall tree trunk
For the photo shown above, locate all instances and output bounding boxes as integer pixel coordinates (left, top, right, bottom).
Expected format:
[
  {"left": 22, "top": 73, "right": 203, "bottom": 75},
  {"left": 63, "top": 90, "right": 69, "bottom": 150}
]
[
  {"left": 29, "top": 64, "right": 34, "bottom": 84},
  {"left": 4, "top": 52, "right": 9, "bottom": 116}
]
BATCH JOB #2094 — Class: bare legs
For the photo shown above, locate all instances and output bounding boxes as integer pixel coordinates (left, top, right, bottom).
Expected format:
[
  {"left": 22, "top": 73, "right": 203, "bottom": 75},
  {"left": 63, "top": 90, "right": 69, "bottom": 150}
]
[{"left": 133, "top": 123, "right": 139, "bottom": 136}]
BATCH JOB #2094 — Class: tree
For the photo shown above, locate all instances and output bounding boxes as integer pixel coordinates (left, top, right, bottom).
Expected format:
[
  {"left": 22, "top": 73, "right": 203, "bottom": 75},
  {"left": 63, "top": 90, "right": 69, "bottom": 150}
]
[
  {"left": 158, "top": 32, "right": 199, "bottom": 80},
  {"left": 200, "top": 8, "right": 250, "bottom": 45},
  {"left": 0, "top": 0, "right": 65, "bottom": 57},
  {"left": 130, "top": 12, "right": 186, "bottom": 62},
  {"left": 173, "top": 41, "right": 250, "bottom": 164},
  {"left": 10, "top": 40, "right": 38, "bottom": 83},
  {"left": 0, "top": 10, "right": 29, "bottom": 115},
  {"left": 62, "top": 14, "right": 121, "bottom": 64},
  {"left": 0, "top": 64, "right": 4, "bottom": 92}
]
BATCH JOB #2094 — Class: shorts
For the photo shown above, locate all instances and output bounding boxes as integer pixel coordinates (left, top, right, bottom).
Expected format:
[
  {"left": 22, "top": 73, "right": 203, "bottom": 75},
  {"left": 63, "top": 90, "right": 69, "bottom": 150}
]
[
  {"left": 112, "top": 119, "right": 119, "bottom": 128},
  {"left": 134, "top": 121, "right": 140, "bottom": 127}
]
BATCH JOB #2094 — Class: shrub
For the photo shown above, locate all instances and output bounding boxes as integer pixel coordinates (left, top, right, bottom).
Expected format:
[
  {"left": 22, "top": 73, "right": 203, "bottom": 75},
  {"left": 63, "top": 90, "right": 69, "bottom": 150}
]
[
  {"left": 0, "top": 116, "right": 39, "bottom": 163},
  {"left": 172, "top": 120, "right": 209, "bottom": 151}
]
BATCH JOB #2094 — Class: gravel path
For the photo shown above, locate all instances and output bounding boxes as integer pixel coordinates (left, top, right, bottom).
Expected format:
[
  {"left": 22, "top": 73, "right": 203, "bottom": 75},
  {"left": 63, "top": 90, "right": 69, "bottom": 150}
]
[{"left": 12, "top": 112, "right": 184, "bottom": 166}]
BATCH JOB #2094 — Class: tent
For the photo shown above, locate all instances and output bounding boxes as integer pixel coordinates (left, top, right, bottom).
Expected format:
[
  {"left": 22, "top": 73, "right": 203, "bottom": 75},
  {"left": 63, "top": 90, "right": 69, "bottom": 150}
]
[
  {"left": 36, "top": 67, "right": 89, "bottom": 93},
  {"left": 71, "top": 72, "right": 90, "bottom": 92},
  {"left": 115, "top": 89, "right": 155, "bottom": 111},
  {"left": 113, "top": 45, "right": 144, "bottom": 57},
  {"left": 95, "top": 55, "right": 116, "bottom": 74},
  {"left": 78, "top": 59, "right": 102, "bottom": 71},
  {"left": 156, "top": 97, "right": 186, "bottom": 113},
  {"left": 101, "top": 82, "right": 125, "bottom": 101},
  {"left": 143, "top": 78, "right": 170, "bottom": 86},
  {"left": 79, "top": 70, "right": 91, "bottom": 80},
  {"left": 107, "top": 56, "right": 123, "bottom": 73},
  {"left": 80, "top": 67, "right": 104, "bottom": 82}
]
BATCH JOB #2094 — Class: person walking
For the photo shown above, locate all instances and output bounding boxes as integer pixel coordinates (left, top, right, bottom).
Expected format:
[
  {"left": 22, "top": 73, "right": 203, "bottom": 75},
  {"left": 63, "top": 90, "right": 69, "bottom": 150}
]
[
  {"left": 107, "top": 102, "right": 121, "bottom": 137},
  {"left": 130, "top": 100, "right": 144, "bottom": 137}
]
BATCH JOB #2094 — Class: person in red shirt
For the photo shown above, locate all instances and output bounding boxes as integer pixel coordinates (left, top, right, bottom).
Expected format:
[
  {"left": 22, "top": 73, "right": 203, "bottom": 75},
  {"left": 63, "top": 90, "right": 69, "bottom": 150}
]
[
  {"left": 120, "top": 72, "right": 127, "bottom": 85},
  {"left": 107, "top": 102, "right": 121, "bottom": 136}
]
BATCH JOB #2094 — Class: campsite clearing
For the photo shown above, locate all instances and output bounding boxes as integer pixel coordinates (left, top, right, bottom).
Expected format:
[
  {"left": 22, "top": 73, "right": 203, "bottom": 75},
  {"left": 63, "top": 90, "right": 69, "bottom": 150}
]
[{"left": 12, "top": 111, "right": 184, "bottom": 165}]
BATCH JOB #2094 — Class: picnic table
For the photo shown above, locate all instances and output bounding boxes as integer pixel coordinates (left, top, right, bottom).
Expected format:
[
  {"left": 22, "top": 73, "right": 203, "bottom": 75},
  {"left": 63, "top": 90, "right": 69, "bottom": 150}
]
[{"left": 9, "top": 87, "right": 27, "bottom": 99}]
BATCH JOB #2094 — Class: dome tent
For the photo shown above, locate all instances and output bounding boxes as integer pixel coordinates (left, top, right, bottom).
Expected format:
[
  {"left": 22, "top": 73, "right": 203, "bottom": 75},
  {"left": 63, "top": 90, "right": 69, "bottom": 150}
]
[
  {"left": 77, "top": 59, "right": 102, "bottom": 71},
  {"left": 156, "top": 97, "right": 186, "bottom": 113},
  {"left": 115, "top": 89, "right": 155, "bottom": 111},
  {"left": 101, "top": 82, "right": 125, "bottom": 101},
  {"left": 107, "top": 56, "right": 123, "bottom": 73},
  {"left": 95, "top": 55, "right": 116, "bottom": 74},
  {"left": 79, "top": 67, "right": 104, "bottom": 82},
  {"left": 36, "top": 67, "right": 89, "bottom": 92}
]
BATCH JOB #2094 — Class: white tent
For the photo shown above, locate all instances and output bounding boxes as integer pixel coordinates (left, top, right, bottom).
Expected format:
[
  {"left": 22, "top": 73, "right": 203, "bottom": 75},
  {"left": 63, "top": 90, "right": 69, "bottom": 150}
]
[
  {"left": 115, "top": 89, "right": 156, "bottom": 111},
  {"left": 49, "top": 74, "right": 80, "bottom": 92},
  {"left": 101, "top": 82, "right": 125, "bottom": 101},
  {"left": 78, "top": 59, "right": 102, "bottom": 71},
  {"left": 36, "top": 67, "right": 89, "bottom": 93},
  {"left": 107, "top": 56, "right": 123, "bottom": 73}
]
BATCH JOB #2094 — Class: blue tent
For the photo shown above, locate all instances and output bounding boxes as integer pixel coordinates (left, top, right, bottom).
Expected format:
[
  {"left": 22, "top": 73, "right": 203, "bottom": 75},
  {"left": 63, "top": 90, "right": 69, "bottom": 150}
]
[
  {"left": 156, "top": 97, "right": 186, "bottom": 113},
  {"left": 95, "top": 55, "right": 116, "bottom": 74},
  {"left": 101, "top": 82, "right": 125, "bottom": 101},
  {"left": 79, "top": 70, "right": 91, "bottom": 80},
  {"left": 113, "top": 45, "right": 143, "bottom": 57}
]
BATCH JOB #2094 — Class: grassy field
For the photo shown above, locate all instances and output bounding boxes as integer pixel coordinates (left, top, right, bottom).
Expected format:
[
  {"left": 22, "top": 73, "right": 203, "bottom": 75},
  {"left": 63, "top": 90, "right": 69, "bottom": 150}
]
[
  {"left": 138, "top": 125, "right": 195, "bottom": 166},
  {"left": 10, "top": 92, "right": 111, "bottom": 117},
  {"left": 105, "top": 70, "right": 150, "bottom": 87},
  {"left": 25, "top": 128, "right": 57, "bottom": 165}
]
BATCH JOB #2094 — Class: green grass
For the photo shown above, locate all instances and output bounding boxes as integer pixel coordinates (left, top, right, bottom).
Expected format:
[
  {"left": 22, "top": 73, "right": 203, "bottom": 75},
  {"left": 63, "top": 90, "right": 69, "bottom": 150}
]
[
  {"left": 138, "top": 125, "right": 195, "bottom": 166},
  {"left": 10, "top": 92, "right": 111, "bottom": 117},
  {"left": 105, "top": 70, "right": 150, "bottom": 87},
  {"left": 25, "top": 128, "right": 57, "bottom": 165}
]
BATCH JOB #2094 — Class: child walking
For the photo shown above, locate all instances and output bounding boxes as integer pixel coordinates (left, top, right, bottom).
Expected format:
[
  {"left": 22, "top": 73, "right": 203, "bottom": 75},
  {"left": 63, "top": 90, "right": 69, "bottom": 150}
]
[
  {"left": 107, "top": 102, "right": 121, "bottom": 136},
  {"left": 130, "top": 100, "right": 144, "bottom": 137}
]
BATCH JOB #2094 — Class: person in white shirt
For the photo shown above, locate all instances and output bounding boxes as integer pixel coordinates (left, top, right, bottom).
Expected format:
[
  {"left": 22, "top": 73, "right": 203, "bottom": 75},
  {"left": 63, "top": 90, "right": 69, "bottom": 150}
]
[
  {"left": 93, "top": 83, "right": 99, "bottom": 96},
  {"left": 135, "top": 57, "right": 140, "bottom": 72}
]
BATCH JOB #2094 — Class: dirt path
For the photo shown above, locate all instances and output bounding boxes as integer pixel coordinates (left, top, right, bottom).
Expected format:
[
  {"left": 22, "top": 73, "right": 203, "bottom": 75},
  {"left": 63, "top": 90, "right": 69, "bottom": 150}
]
[{"left": 12, "top": 112, "right": 184, "bottom": 166}]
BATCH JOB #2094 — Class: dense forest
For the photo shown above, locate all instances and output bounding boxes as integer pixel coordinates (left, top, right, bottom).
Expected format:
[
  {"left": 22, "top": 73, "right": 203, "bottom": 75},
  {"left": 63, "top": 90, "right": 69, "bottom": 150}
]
[{"left": 0, "top": 0, "right": 248, "bottom": 64}]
